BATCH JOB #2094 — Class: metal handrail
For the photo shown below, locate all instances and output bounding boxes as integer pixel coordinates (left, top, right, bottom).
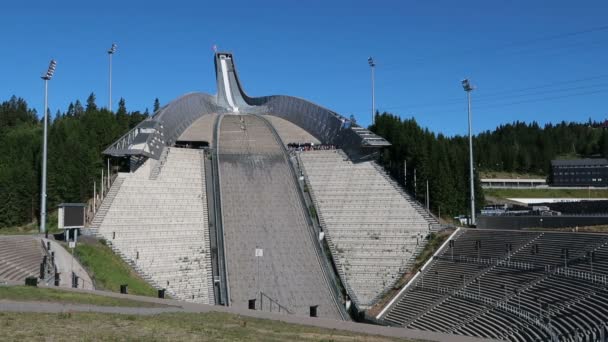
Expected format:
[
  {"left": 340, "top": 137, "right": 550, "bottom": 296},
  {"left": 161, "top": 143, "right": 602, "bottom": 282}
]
[{"left": 259, "top": 291, "right": 293, "bottom": 314}]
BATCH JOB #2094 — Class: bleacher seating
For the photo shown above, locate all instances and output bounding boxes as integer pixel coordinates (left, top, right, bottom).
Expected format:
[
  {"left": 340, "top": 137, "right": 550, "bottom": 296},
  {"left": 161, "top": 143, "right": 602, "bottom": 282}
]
[
  {"left": 96, "top": 147, "right": 214, "bottom": 304},
  {"left": 0, "top": 236, "right": 44, "bottom": 283},
  {"left": 218, "top": 114, "right": 341, "bottom": 319},
  {"left": 381, "top": 228, "right": 608, "bottom": 341},
  {"left": 298, "top": 150, "right": 438, "bottom": 309}
]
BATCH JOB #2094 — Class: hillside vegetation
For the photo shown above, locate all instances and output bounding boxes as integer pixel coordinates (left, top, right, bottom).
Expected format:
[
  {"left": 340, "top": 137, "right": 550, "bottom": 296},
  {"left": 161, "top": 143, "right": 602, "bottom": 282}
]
[
  {"left": 0, "top": 95, "right": 151, "bottom": 230},
  {"left": 371, "top": 113, "right": 608, "bottom": 217},
  {"left": 0, "top": 311, "right": 413, "bottom": 341},
  {"left": 72, "top": 239, "right": 158, "bottom": 297},
  {"left": 3, "top": 97, "right": 607, "bottom": 228}
]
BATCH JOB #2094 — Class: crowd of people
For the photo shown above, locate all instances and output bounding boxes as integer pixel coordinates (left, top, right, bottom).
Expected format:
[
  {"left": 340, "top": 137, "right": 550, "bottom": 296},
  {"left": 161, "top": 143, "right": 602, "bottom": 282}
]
[{"left": 287, "top": 142, "right": 337, "bottom": 152}]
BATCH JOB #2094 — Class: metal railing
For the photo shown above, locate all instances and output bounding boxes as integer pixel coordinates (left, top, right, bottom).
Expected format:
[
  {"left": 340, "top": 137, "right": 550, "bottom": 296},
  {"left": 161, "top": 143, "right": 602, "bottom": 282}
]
[{"left": 258, "top": 292, "right": 293, "bottom": 314}]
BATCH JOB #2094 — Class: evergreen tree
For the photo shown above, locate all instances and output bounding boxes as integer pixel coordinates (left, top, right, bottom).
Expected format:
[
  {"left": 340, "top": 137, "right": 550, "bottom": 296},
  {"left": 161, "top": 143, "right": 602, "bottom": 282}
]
[
  {"left": 153, "top": 98, "right": 160, "bottom": 112},
  {"left": 0, "top": 95, "right": 147, "bottom": 229},
  {"left": 73, "top": 100, "right": 84, "bottom": 117},
  {"left": 86, "top": 93, "right": 97, "bottom": 112}
]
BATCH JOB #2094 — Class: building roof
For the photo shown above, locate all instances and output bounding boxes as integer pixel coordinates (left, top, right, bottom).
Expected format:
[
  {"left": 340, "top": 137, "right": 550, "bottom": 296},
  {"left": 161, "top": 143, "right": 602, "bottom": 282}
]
[
  {"left": 57, "top": 203, "right": 86, "bottom": 207},
  {"left": 551, "top": 158, "right": 608, "bottom": 167},
  {"left": 481, "top": 178, "right": 546, "bottom": 183}
]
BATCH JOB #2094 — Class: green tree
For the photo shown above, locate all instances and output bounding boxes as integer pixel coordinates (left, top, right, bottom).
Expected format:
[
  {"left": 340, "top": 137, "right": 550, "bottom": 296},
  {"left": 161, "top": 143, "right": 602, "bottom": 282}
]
[
  {"left": 0, "top": 95, "right": 147, "bottom": 230},
  {"left": 86, "top": 93, "right": 97, "bottom": 112}
]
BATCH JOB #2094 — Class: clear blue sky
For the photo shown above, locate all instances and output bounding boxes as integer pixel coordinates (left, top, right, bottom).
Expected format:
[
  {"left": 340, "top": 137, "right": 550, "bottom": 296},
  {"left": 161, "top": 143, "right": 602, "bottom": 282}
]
[{"left": 2, "top": 0, "right": 607, "bottom": 136}]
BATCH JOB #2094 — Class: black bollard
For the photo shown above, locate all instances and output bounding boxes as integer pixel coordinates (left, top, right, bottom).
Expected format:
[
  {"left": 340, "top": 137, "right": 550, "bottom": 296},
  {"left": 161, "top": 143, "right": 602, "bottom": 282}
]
[
  {"left": 310, "top": 305, "right": 318, "bottom": 318},
  {"left": 25, "top": 276, "right": 38, "bottom": 287},
  {"left": 72, "top": 273, "right": 79, "bottom": 288}
]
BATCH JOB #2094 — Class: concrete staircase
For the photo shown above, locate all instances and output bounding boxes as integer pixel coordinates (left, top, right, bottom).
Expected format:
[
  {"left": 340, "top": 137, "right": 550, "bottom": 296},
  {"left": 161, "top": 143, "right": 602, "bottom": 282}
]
[
  {"left": 149, "top": 147, "right": 169, "bottom": 180},
  {"left": 371, "top": 163, "right": 443, "bottom": 232},
  {"left": 89, "top": 177, "right": 124, "bottom": 236},
  {"left": 96, "top": 148, "right": 215, "bottom": 304}
]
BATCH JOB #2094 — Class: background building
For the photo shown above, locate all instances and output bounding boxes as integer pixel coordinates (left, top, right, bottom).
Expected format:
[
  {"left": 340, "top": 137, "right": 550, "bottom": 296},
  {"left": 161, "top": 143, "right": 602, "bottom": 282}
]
[{"left": 550, "top": 158, "right": 608, "bottom": 187}]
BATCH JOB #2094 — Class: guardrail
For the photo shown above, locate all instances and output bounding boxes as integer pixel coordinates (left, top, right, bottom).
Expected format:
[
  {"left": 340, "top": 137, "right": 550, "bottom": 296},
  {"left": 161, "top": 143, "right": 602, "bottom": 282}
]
[
  {"left": 258, "top": 291, "right": 293, "bottom": 314},
  {"left": 213, "top": 114, "right": 230, "bottom": 306}
]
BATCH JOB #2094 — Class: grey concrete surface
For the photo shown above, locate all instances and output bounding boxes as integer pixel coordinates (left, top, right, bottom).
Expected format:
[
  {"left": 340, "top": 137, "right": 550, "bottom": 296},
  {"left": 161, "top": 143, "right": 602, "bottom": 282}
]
[
  {"left": 43, "top": 238, "right": 93, "bottom": 290},
  {"left": 218, "top": 115, "right": 341, "bottom": 319},
  {"left": 263, "top": 114, "right": 320, "bottom": 145},
  {"left": 178, "top": 113, "right": 219, "bottom": 145}
]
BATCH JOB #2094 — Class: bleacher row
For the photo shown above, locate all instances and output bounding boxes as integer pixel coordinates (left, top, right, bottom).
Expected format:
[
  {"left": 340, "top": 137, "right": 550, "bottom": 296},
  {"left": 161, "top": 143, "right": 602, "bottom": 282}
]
[
  {"left": 298, "top": 150, "right": 436, "bottom": 309},
  {"left": 96, "top": 147, "right": 214, "bottom": 304},
  {"left": 0, "top": 236, "right": 44, "bottom": 283},
  {"left": 381, "top": 229, "right": 608, "bottom": 341}
]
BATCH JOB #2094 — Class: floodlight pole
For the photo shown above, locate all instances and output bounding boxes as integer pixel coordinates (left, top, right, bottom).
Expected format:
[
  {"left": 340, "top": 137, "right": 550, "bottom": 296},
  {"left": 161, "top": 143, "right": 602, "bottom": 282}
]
[
  {"left": 40, "top": 78, "right": 49, "bottom": 234},
  {"left": 368, "top": 57, "right": 376, "bottom": 125},
  {"left": 109, "top": 53, "right": 112, "bottom": 111},
  {"left": 107, "top": 158, "right": 110, "bottom": 189},
  {"left": 463, "top": 79, "right": 476, "bottom": 226},
  {"left": 39, "top": 59, "right": 56, "bottom": 234},
  {"left": 426, "top": 180, "right": 430, "bottom": 210},
  {"left": 108, "top": 43, "right": 117, "bottom": 112}
]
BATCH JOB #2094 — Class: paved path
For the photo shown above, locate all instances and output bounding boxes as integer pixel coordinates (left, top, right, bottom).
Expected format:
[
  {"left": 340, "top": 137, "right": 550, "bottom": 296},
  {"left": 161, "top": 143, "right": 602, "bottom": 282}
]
[
  {"left": 0, "top": 287, "right": 494, "bottom": 342},
  {"left": 42, "top": 238, "right": 94, "bottom": 290}
]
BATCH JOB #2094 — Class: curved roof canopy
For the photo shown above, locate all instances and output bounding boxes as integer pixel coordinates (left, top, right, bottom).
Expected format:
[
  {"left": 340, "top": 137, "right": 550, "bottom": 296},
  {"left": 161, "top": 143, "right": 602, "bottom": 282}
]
[{"left": 104, "top": 53, "right": 389, "bottom": 160}]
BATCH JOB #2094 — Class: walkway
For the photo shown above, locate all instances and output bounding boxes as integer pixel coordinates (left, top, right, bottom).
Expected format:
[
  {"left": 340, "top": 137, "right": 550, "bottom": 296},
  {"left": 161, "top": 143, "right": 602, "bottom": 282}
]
[
  {"left": 42, "top": 238, "right": 94, "bottom": 290},
  {"left": 0, "top": 287, "right": 493, "bottom": 342}
]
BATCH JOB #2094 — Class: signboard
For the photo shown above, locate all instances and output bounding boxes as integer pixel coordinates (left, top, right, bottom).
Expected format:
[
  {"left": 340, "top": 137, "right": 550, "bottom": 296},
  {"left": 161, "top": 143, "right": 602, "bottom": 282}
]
[
  {"left": 255, "top": 248, "right": 263, "bottom": 257},
  {"left": 57, "top": 203, "right": 85, "bottom": 229},
  {"left": 69, "top": 241, "right": 76, "bottom": 249}
]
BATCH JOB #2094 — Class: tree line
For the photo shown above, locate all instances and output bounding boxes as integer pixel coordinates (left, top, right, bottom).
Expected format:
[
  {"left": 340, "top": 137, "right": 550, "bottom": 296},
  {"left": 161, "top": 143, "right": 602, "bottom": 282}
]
[
  {"left": 1, "top": 97, "right": 605, "bottom": 228},
  {"left": 370, "top": 113, "right": 608, "bottom": 218},
  {"left": 370, "top": 113, "right": 484, "bottom": 219},
  {"left": 475, "top": 120, "right": 608, "bottom": 175},
  {"left": 0, "top": 95, "right": 153, "bottom": 228}
]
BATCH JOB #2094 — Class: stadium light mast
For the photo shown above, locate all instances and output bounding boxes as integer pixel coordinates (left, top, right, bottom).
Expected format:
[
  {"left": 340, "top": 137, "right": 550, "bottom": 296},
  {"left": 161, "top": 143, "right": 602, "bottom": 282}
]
[
  {"left": 462, "top": 78, "right": 476, "bottom": 226},
  {"left": 107, "top": 43, "right": 117, "bottom": 111},
  {"left": 368, "top": 57, "right": 376, "bottom": 125},
  {"left": 40, "top": 59, "right": 57, "bottom": 234}
]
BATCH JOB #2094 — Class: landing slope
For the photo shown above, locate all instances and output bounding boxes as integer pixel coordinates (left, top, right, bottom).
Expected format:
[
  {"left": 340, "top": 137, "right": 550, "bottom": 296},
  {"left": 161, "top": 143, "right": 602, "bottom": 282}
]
[{"left": 218, "top": 114, "right": 340, "bottom": 319}]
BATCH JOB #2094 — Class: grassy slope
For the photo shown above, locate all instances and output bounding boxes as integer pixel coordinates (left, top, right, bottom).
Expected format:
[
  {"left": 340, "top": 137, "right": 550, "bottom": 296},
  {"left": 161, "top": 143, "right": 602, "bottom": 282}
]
[
  {"left": 72, "top": 240, "right": 157, "bottom": 297},
  {"left": 0, "top": 311, "right": 414, "bottom": 342},
  {"left": 484, "top": 188, "right": 608, "bottom": 199},
  {"left": 0, "top": 286, "right": 163, "bottom": 308}
]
